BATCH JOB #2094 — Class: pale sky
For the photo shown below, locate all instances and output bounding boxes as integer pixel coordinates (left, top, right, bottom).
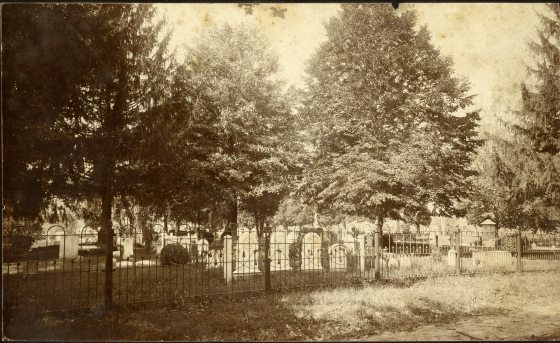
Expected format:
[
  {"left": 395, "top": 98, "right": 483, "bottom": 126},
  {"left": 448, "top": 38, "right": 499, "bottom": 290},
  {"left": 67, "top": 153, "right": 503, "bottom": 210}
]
[{"left": 157, "top": 3, "right": 547, "bottom": 134}]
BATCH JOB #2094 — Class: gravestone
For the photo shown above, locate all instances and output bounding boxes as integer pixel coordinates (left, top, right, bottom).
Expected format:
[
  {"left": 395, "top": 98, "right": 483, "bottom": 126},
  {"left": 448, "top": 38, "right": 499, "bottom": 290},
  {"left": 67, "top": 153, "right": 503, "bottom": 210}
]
[
  {"left": 81, "top": 227, "right": 98, "bottom": 245},
  {"left": 154, "top": 226, "right": 164, "bottom": 255},
  {"left": 233, "top": 232, "right": 261, "bottom": 275},
  {"left": 328, "top": 244, "right": 348, "bottom": 270},
  {"left": 302, "top": 232, "right": 322, "bottom": 270},
  {"left": 385, "top": 253, "right": 400, "bottom": 269},
  {"left": 531, "top": 242, "right": 537, "bottom": 249},
  {"left": 123, "top": 237, "right": 134, "bottom": 259},
  {"left": 447, "top": 248, "right": 457, "bottom": 267},
  {"left": 179, "top": 236, "right": 190, "bottom": 249},
  {"left": 207, "top": 249, "right": 223, "bottom": 269},
  {"left": 197, "top": 239, "right": 209, "bottom": 263},
  {"left": 59, "top": 235, "right": 79, "bottom": 260},
  {"left": 270, "top": 232, "right": 290, "bottom": 271}
]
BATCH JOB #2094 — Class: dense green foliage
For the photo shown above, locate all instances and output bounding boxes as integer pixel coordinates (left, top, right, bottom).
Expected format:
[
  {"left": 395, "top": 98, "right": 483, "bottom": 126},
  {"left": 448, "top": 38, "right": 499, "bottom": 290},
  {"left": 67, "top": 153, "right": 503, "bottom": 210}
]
[
  {"left": 299, "top": 4, "right": 482, "bottom": 231},
  {"left": 466, "top": 4, "right": 560, "bottom": 232},
  {"left": 3, "top": 3, "right": 556, "bottom": 241},
  {"left": 160, "top": 244, "right": 190, "bottom": 265}
]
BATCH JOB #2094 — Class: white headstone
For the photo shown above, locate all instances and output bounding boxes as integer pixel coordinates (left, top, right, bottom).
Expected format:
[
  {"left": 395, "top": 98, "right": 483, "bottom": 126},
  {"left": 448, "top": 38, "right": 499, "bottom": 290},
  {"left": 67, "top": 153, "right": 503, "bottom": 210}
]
[
  {"left": 197, "top": 239, "right": 209, "bottom": 263},
  {"left": 270, "top": 232, "right": 290, "bottom": 271},
  {"left": 197, "top": 239, "right": 209, "bottom": 253},
  {"left": 179, "top": 236, "right": 190, "bottom": 249},
  {"left": 123, "top": 237, "right": 134, "bottom": 259},
  {"left": 153, "top": 227, "right": 164, "bottom": 255},
  {"left": 328, "top": 244, "right": 347, "bottom": 270},
  {"left": 81, "top": 227, "right": 98, "bottom": 245},
  {"left": 59, "top": 235, "right": 79, "bottom": 260},
  {"left": 302, "top": 232, "right": 322, "bottom": 270},
  {"left": 385, "top": 253, "right": 400, "bottom": 269},
  {"left": 233, "top": 232, "right": 261, "bottom": 275},
  {"left": 447, "top": 248, "right": 457, "bottom": 267},
  {"left": 207, "top": 249, "right": 223, "bottom": 269}
]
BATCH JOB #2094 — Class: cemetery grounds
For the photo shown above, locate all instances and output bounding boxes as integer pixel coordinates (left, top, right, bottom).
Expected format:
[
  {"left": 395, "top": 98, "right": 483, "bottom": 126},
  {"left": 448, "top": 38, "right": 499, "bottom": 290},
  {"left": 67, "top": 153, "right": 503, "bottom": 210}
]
[
  {"left": 3, "top": 271, "right": 560, "bottom": 341},
  {"left": 3, "top": 226, "right": 560, "bottom": 340}
]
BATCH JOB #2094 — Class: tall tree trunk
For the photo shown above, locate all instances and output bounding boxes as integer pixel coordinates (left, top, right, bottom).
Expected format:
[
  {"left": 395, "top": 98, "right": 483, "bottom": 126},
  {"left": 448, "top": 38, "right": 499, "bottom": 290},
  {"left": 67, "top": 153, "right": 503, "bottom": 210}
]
[
  {"left": 226, "top": 197, "right": 238, "bottom": 240},
  {"left": 100, "top": 78, "right": 121, "bottom": 311},
  {"left": 101, "top": 186, "right": 114, "bottom": 310}
]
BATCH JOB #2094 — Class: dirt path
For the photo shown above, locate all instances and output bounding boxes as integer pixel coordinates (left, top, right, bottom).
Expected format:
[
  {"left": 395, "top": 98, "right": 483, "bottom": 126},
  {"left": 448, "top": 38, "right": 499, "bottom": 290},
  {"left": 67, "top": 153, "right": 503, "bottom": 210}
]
[{"left": 361, "top": 305, "right": 560, "bottom": 341}]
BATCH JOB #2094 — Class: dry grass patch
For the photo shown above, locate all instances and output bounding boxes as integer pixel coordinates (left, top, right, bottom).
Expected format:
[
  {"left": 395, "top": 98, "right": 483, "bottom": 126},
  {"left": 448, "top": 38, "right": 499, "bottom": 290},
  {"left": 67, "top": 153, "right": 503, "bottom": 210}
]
[
  {"left": 280, "top": 271, "right": 560, "bottom": 338},
  {"left": 5, "top": 271, "right": 559, "bottom": 341}
]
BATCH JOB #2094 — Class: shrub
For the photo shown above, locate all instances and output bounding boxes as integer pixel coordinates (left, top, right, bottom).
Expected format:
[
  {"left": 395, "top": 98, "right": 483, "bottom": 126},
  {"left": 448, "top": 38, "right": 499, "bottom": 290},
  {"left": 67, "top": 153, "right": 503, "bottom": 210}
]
[
  {"left": 3, "top": 236, "right": 34, "bottom": 262},
  {"left": 160, "top": 244, "right": 190, "bottom": 265},
  {"left": 289, "top": 240, "right": 302, "bottom": 270},
  {"left": 347, "top": 252, "right": 358, "bottom": 272},
  {"left": 30, "top": 245, "right": 60, "bottom": 260}
]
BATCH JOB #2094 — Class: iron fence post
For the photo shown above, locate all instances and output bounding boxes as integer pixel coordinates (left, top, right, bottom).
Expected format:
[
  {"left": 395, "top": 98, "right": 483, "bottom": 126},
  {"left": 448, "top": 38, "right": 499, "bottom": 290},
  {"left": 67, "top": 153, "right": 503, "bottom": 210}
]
[
  {"left": 374, "top": 229, "right": 381, "bottom": 280},
  {"left": 517, "top": 229, "right": 522, "bottom": 272},
  {"left": 455, "top": 230, "right": 461, "bottom": 273},
  {"left": 264, "top": 228, "right": 271, "bottom": 293},
  {"left": 224, "top": 235, "right": 233, "bottom": 284}
]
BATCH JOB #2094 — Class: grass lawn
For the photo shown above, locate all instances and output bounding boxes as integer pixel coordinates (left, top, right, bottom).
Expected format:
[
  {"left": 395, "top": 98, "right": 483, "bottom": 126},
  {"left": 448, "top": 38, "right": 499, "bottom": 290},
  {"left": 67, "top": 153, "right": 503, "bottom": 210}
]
[
  {"left": 3, "top": 261, "right": 371, "bottom": 313},
  {"left": 4, "top": 270, "right": 560, "bottom": 341}
]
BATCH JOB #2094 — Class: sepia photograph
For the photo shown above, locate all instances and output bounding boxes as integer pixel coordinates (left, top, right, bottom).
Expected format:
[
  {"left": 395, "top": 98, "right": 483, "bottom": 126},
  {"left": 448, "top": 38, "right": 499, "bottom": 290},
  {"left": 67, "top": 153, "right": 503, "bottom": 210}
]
[{"left": 2, "top": 2, "right": 560, "bottom": 341}]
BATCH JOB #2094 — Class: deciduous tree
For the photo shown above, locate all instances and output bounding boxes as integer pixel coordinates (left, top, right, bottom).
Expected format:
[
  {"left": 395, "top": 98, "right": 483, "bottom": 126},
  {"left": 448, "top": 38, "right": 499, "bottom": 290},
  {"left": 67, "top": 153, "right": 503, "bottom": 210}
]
[{"left": 299, "top": 4, "right": 482, "bottom": 277}]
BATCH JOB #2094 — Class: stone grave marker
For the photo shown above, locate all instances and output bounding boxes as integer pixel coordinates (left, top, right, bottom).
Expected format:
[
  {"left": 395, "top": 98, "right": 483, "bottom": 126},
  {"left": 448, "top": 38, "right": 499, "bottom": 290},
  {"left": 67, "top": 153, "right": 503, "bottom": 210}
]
[
  {"left": 197, "top": 239, "right": 209, "bottom": 262},
  {"left": 153, "top": 226, "right": 164, "bottom": 255},
  {"left": 122, "top": 237, "right": 134, "bottom": 260},
  {"left": 328, "top": 244, "right": 347, "bottom": 270},
  {"left": 81, "top": 227, "right": 98, "bottom": 245},
  {"left": 302, "top": 232, "right": 322, "bottom": 270},
  {"left": 385, "top": 252, "right": 400, "bottom": 269},
  {"left": 447, "top": 248, "right": 457, "bottom": 267},
  {"left": 270, "top": 232, "right": 290, "bottom": 271},
  {"left": 207, "top": 249, "right": 223, "bottom": 269},
  {"left": 234, "top": 232, "right": 261, "bottom": 275},
  {"left": 59, "top": 235, "right": 79, "bottom": 260}
]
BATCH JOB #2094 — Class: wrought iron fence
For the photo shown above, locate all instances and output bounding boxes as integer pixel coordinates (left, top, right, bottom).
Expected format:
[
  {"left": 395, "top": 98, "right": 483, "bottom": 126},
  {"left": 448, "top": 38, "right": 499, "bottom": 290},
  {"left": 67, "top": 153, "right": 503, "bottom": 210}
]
[{"left": 3, "top": 225, "right": 560, "bottom": 316}]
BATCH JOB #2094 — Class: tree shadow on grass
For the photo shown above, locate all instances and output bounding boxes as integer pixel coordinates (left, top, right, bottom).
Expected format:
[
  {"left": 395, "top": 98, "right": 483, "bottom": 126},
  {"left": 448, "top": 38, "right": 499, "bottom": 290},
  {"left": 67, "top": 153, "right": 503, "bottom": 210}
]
[{"left": 4, "top": 293, "right": 316, "bottom": 341}]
